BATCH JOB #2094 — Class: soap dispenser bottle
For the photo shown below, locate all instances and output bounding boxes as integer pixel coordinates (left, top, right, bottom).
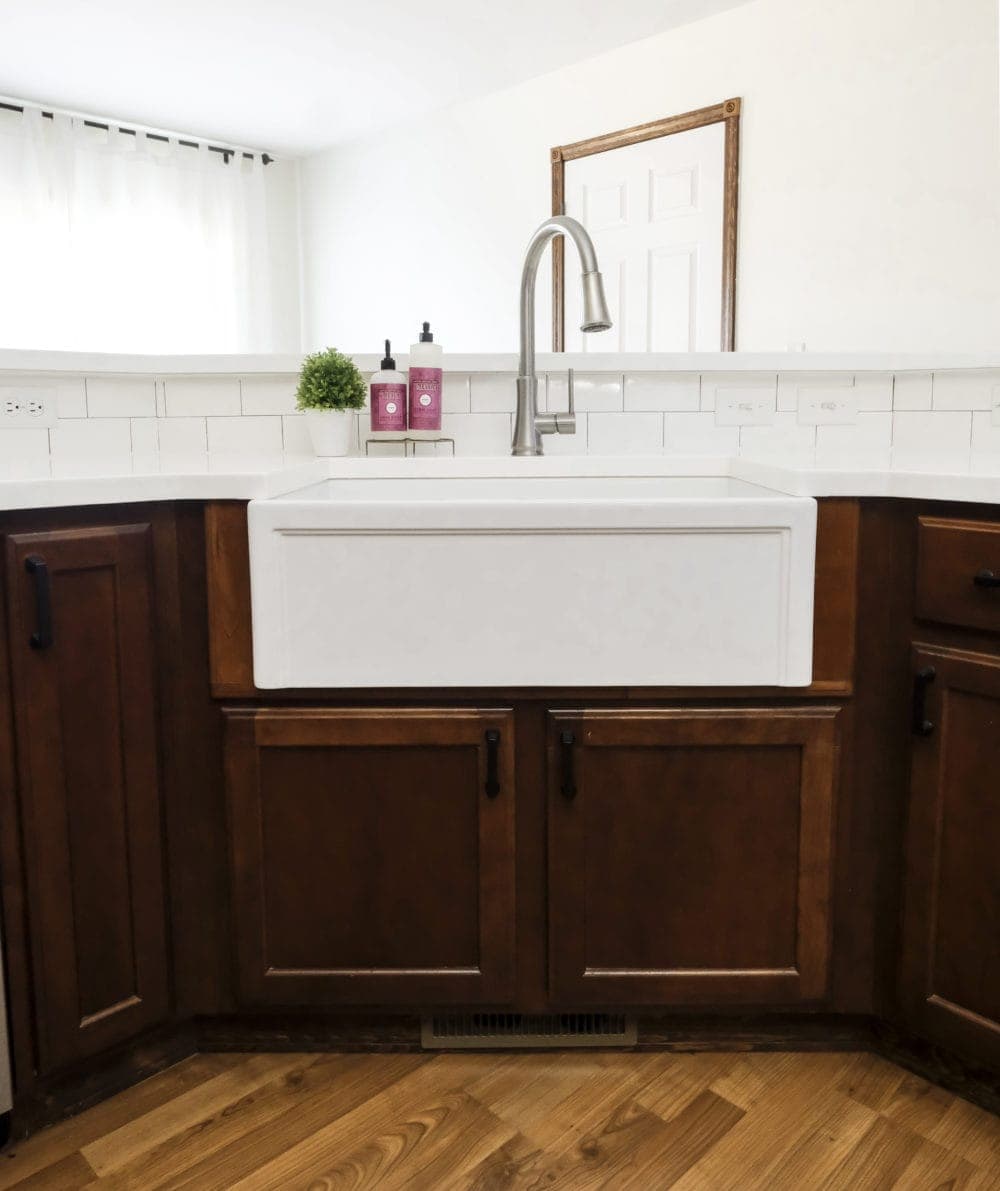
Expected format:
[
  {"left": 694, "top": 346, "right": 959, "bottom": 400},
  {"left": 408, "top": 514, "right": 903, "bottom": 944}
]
[
  {"left": 369, "top": 340, "right": 407, "bottom": 435},
  {"left": 407, "top": 321, "right": 443, "bottom": 434}
]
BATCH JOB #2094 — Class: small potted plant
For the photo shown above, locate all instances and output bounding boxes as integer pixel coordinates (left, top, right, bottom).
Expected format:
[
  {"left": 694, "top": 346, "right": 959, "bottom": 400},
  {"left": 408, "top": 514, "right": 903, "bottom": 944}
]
[{"left": 296, "top": 347, "right": 367, "bottom": 456}]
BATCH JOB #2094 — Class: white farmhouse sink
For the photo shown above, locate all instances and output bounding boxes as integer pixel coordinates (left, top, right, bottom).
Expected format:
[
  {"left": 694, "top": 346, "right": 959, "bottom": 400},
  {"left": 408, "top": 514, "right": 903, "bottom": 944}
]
[{"left": 248, "top": 474, "right": 816, "bottom": 688}]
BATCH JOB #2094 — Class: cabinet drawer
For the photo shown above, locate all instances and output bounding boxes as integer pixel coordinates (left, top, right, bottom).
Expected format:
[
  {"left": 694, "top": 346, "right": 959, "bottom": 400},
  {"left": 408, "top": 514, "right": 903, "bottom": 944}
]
[{"left": 916, "top": 516, "right": 1000, "bottom": 633}]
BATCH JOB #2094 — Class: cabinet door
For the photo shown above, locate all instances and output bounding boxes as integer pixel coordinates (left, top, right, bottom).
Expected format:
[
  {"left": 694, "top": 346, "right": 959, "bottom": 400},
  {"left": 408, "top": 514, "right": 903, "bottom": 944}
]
[
  {"left": 900, "top": 647, "right": 1000, "bottom": 1065},
  {"left": 5, "top": 526, "right": 169, "bottom": 1072},
  {"left": 547, "top": 707, "right": 840, "bottom": 1006},
  {"left": 225, "top": 708, "right": 516, "bottom": 1006}
]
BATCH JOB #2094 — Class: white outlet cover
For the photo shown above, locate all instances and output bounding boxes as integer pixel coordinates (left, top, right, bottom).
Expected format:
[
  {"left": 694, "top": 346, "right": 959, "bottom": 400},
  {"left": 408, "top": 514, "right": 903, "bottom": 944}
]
[
  {"left": 798, "top": 388, "right": 858, "bottom": 426},
  {"left": 715, "top": 387, "right": 775, "bottom": 426},
  {"left": 0, "top": 386, "right": 57, "bottom": 428}
]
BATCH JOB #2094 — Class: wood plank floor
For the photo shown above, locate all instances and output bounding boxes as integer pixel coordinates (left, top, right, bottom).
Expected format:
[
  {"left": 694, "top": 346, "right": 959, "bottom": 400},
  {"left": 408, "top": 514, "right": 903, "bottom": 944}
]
[{"left": 0, "top": 1050, "right": 997, "bottom": 1189}]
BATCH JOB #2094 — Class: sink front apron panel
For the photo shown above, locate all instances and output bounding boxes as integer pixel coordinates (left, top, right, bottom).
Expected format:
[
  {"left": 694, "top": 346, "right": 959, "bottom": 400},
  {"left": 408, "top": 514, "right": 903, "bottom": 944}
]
[{"left": 248, "top": 476, "right": 817, "bottom": 688}]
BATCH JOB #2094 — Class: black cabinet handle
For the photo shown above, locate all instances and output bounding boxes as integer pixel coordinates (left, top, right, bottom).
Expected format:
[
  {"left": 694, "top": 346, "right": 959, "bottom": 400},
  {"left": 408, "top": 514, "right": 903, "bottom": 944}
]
[
  {"left": 24, "top": 555, "right": 53, "bottom": 650},
  {"left": 484, "top": 730, "right": 500, "bottom": 798},
  {"left": 560, "top": 730, "right": 577, "bottom": 799},
  {"left": 912, "top": 666, "right": 936, "bottom": 736},
  {"left": 973, "top": 569, "right": 1000, "bottom": 589}
]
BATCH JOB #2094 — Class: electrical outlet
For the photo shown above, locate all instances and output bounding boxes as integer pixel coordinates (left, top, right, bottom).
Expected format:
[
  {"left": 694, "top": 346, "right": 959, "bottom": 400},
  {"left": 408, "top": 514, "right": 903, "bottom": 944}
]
[
  {"left": 715, "top": 386, "right": 775, "bottom": 426},
  {"left": 0, "top": 387, "right": 57, "bottom": 428},
  {"left": 797, "top": 388, "right": 857, "bottom": 426}
]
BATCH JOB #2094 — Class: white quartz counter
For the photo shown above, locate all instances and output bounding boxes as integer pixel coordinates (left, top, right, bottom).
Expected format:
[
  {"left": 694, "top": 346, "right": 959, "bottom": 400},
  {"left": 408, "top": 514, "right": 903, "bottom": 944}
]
[{"left": 2, "top": 451, "right": 1000, "bottom": 511}]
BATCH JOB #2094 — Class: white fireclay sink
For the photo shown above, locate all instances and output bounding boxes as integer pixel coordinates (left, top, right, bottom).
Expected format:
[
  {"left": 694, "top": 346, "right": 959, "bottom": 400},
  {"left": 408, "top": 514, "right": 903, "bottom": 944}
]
[{"left": 248, "top": 473, "right": 816, "bottom": 688}]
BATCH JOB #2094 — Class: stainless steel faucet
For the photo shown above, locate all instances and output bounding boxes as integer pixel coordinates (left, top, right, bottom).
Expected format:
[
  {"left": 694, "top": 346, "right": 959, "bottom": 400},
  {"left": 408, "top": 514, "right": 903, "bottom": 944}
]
[{"left": 511, "top": 215, "right": 612, "bottom": 456}]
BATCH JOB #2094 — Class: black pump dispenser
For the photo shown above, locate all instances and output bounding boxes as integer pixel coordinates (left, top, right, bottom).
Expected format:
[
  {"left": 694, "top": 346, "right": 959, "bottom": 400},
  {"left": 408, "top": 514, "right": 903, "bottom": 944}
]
[
  {"left": 419, "top": 321, "right": 433, "bottom": 343},
  {"left": 380, "top": 339, "right": 395, "bottom": 369}
]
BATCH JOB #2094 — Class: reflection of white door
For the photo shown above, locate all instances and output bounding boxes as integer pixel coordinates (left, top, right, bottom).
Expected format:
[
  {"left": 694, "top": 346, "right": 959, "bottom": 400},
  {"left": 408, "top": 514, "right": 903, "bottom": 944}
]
[{"left": 564, "top": 122, "right": 725, "bottom": 352}]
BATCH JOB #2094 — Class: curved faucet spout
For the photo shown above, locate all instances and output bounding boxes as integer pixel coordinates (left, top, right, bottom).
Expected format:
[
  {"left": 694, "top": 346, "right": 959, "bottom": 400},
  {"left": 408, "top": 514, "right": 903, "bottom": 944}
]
[{"left": 513, "top": 215, "right": 612, "bottom": 456}]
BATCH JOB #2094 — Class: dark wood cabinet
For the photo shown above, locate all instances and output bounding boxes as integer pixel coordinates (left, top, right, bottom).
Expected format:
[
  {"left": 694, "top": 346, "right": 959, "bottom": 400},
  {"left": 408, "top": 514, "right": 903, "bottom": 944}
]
[
  {"left": 224, "top": 707, "right": 517, "bottom": 1006},
  {"left": 3, "top": 524, "right": 170, "bottom": 1073},
  {"left": 546, "top": 707, "right": 841, "bottom": 1006},
  {"left": 899, "top": 646, "right": 1000, "bottom": 1066}
]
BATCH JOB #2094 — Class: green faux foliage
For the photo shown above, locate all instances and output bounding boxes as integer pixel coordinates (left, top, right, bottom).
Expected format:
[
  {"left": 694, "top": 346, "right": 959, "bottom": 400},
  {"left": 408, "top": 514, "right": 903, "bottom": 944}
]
[{"left": 295, "top": 348, "right": 367, "bottom": 411}]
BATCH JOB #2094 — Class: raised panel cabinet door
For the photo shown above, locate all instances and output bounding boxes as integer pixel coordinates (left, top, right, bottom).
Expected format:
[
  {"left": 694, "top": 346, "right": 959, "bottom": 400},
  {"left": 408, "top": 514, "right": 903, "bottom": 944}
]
[
  {"left": 5, "top": 525, "right": 170, "bottom": 1073},
  {"left": 225, "top": 708, "right": 516, "bottom": 1006},
  {"left": 547, "top": 707, "right": 840, "bottom": 1006},
  {"left": 900, "top": 647, "right": 1000, "bottom": 1066}
]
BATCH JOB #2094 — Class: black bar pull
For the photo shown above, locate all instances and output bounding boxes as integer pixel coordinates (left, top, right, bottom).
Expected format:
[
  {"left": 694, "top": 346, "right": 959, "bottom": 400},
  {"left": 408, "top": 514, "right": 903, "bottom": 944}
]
[
  {"left": 973, "top": 569, "right": 1000, "bottom": 589},
  {"left": 912, "top": 666, "right": 936, "bottom": 736},
  {"left": 560, "top": 730, "right": 577, "bottom": 799},
  {"left": 24, "top": 555, "right": 53, "bottom": 650},
  {"left": 484, "top": 730, "right": 500, "bottom": 798}
]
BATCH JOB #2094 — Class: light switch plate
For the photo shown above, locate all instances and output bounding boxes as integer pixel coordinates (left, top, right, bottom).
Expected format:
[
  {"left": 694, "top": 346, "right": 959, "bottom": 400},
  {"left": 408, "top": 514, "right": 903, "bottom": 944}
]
[
  {"left": 715, "top": 387, "right": 775, "bottom": 426},
  {"left": 0, "top": 386, "right": 57, "bottom": 428},
  {"left": 798, "top": 388, "right": 858, "bottom": 425}
]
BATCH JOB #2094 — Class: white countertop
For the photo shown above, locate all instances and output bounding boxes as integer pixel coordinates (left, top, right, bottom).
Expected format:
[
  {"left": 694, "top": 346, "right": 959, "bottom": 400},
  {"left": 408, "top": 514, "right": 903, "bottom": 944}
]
[
  {"left": 2, "top": 349, "right": 1000, "bottom": 375},
  {"left": 2, "top": 450, "right": 1000, "bottom": 511}
]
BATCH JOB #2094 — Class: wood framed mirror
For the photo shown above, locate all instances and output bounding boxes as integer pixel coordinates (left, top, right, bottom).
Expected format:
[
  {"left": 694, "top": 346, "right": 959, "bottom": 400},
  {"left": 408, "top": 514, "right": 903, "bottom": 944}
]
[{"left": 551, "top": 97, "right": 741, "bottom": 352}]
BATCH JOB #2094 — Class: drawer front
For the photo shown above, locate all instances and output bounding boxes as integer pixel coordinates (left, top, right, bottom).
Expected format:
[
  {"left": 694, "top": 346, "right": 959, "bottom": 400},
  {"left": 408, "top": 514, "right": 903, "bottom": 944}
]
[{"left": 916, "top": 516, "right": 1000, "bottom": 633}]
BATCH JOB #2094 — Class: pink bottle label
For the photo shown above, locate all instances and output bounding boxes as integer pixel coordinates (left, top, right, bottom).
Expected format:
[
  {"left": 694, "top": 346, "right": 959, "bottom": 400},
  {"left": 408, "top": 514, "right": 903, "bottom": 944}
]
[
  {"left": 408, "top": 367, "right": 442, "bottom": 430},
  {"left": 370, "top": 383, "right": 407, "bottom": 432}
]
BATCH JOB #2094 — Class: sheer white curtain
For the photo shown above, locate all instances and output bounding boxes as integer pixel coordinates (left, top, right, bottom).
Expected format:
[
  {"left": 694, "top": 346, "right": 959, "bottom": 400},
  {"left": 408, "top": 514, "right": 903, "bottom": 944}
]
[{"left": 0, "top": 106, "right": 279, "bottom": 352}]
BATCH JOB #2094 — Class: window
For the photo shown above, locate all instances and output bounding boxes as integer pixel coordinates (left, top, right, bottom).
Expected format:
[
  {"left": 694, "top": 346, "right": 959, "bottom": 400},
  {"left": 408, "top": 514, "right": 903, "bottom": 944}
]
[{"left": 0, "top": 106, "right": 296, "bottom": 352}]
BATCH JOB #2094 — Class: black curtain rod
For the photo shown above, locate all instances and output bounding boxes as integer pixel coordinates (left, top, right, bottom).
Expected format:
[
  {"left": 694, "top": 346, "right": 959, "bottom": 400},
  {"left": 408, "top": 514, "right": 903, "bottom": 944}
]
[{"left": 0, "top": 101, "right": 273, "bottom": 164}]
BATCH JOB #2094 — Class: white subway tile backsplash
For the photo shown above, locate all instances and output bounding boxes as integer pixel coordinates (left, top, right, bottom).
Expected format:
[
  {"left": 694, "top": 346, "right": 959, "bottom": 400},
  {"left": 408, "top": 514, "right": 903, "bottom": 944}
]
[
  {"left": 51, "top": 377, "right": 87, "bottom": 418},
  {"left": 740, "top": 413, "right": 816, "bottom": 462},
  {"left": 206, "top": 415, "right": 283, "bottom": 454},
  {"left": 624, "top": 373, "right": 699, "bottom": 412},
  {"left": 86, "top": 377, "right": 156, "bottom": 418},
  {"left": 3, "top": 365, "right": 999, "bottom": 472},
  {"left": 893, "top": 411, "right": 972, "bottom": 454},
  {"left": 50, "top": 418, "right": 132, "bottom": 457},
  {"left": 130, "top": 418, "right": 159, "bottom": 454},
  {"left": 281, "top": 414, "right": 313, "bottom": 455},
  {"left": 441, "top": 412, "right": 512, "bottom": 456},
  {"left": 164, "top": 377, "right": 241, "bottom": 417},
  {"left": 240, "top": 376, "right": 298, "bottom": 415},
  {"left": 470, "top": 374, "right": 516, "bottom": 413},
  {"left": 664, "top": 413, "right": 739, "bottom": 455},
  {"left": 157, "top": 416, "right": 207, "bottom": 453},
  {"left": 971, "top": 412, "right": 1000, "bottom": 454},
  {"left": 442, "top": 374, "right": 471, "bottom": 413},
  {"left": 932, "top": 372, "right": 1000, "bottom": 411},
  {"left": 588, "top": 412, "right": 662, "bottom": 455},
  {"left": 854, "top": 376, "right": 893, "bottom": 412},
  {"left": 815, "top": 413, "right": 893, "bottom": 466},
  {"left": 0, "top": 428, "right": 51, "bottom": 461},
  {"left": 556, "top": 373, "right": 623, "bottom": 413},
  {"left": 892, "top": 373, "right": 932, "bottom": 411}
]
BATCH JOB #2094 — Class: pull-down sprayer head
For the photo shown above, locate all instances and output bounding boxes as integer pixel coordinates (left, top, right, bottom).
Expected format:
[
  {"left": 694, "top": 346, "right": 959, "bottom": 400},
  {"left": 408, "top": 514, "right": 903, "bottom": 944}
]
[{"left": 580, "top": 269, "right": 612, "bottom": 333}]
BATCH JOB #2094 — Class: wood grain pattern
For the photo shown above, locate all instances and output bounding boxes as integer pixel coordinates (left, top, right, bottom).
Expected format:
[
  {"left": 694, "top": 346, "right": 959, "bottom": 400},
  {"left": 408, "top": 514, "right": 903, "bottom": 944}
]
[
  {"left": 546, "top": 706, "right": 840, "bottom": 1006},
  {"left": 4, "top": 524, "right": 170, "bottom": 1073},
  {"left": 204, "top": 501, "right": 255, "bottom": 697},
  {"left": 224, "top": 707, "right": 518, "bottom": 1006},
  {"left": 551, "top": 98, "right": 741, "bottom": 352},
  {"left": 1, "top": 1049, "right": 996, "bottom": 1189},
  {"left": 899, "top": 644, "right": 1000, "bottom": 1068},
  {"left": 916, "top": 515, "right": 1000, "bottom": 634}
]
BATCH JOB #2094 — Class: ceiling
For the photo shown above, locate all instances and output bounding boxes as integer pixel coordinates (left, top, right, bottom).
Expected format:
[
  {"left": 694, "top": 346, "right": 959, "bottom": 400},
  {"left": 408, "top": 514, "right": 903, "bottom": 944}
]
[{"left": 0, "top": 0, "right": 753, "bottom": 155}]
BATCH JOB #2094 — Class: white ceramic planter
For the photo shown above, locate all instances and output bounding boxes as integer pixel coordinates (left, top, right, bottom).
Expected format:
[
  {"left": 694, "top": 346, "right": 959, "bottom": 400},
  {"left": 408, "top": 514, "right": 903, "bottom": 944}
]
[{"left": 303, "top": 409, "right": 355, "bottom": 457}]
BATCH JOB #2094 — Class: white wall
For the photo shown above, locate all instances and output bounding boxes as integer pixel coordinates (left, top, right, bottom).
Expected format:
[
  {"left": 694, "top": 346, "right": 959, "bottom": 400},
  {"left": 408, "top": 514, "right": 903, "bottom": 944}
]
[{"left": 299, "top": 0, "right": 1000, "bottom": 354}]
